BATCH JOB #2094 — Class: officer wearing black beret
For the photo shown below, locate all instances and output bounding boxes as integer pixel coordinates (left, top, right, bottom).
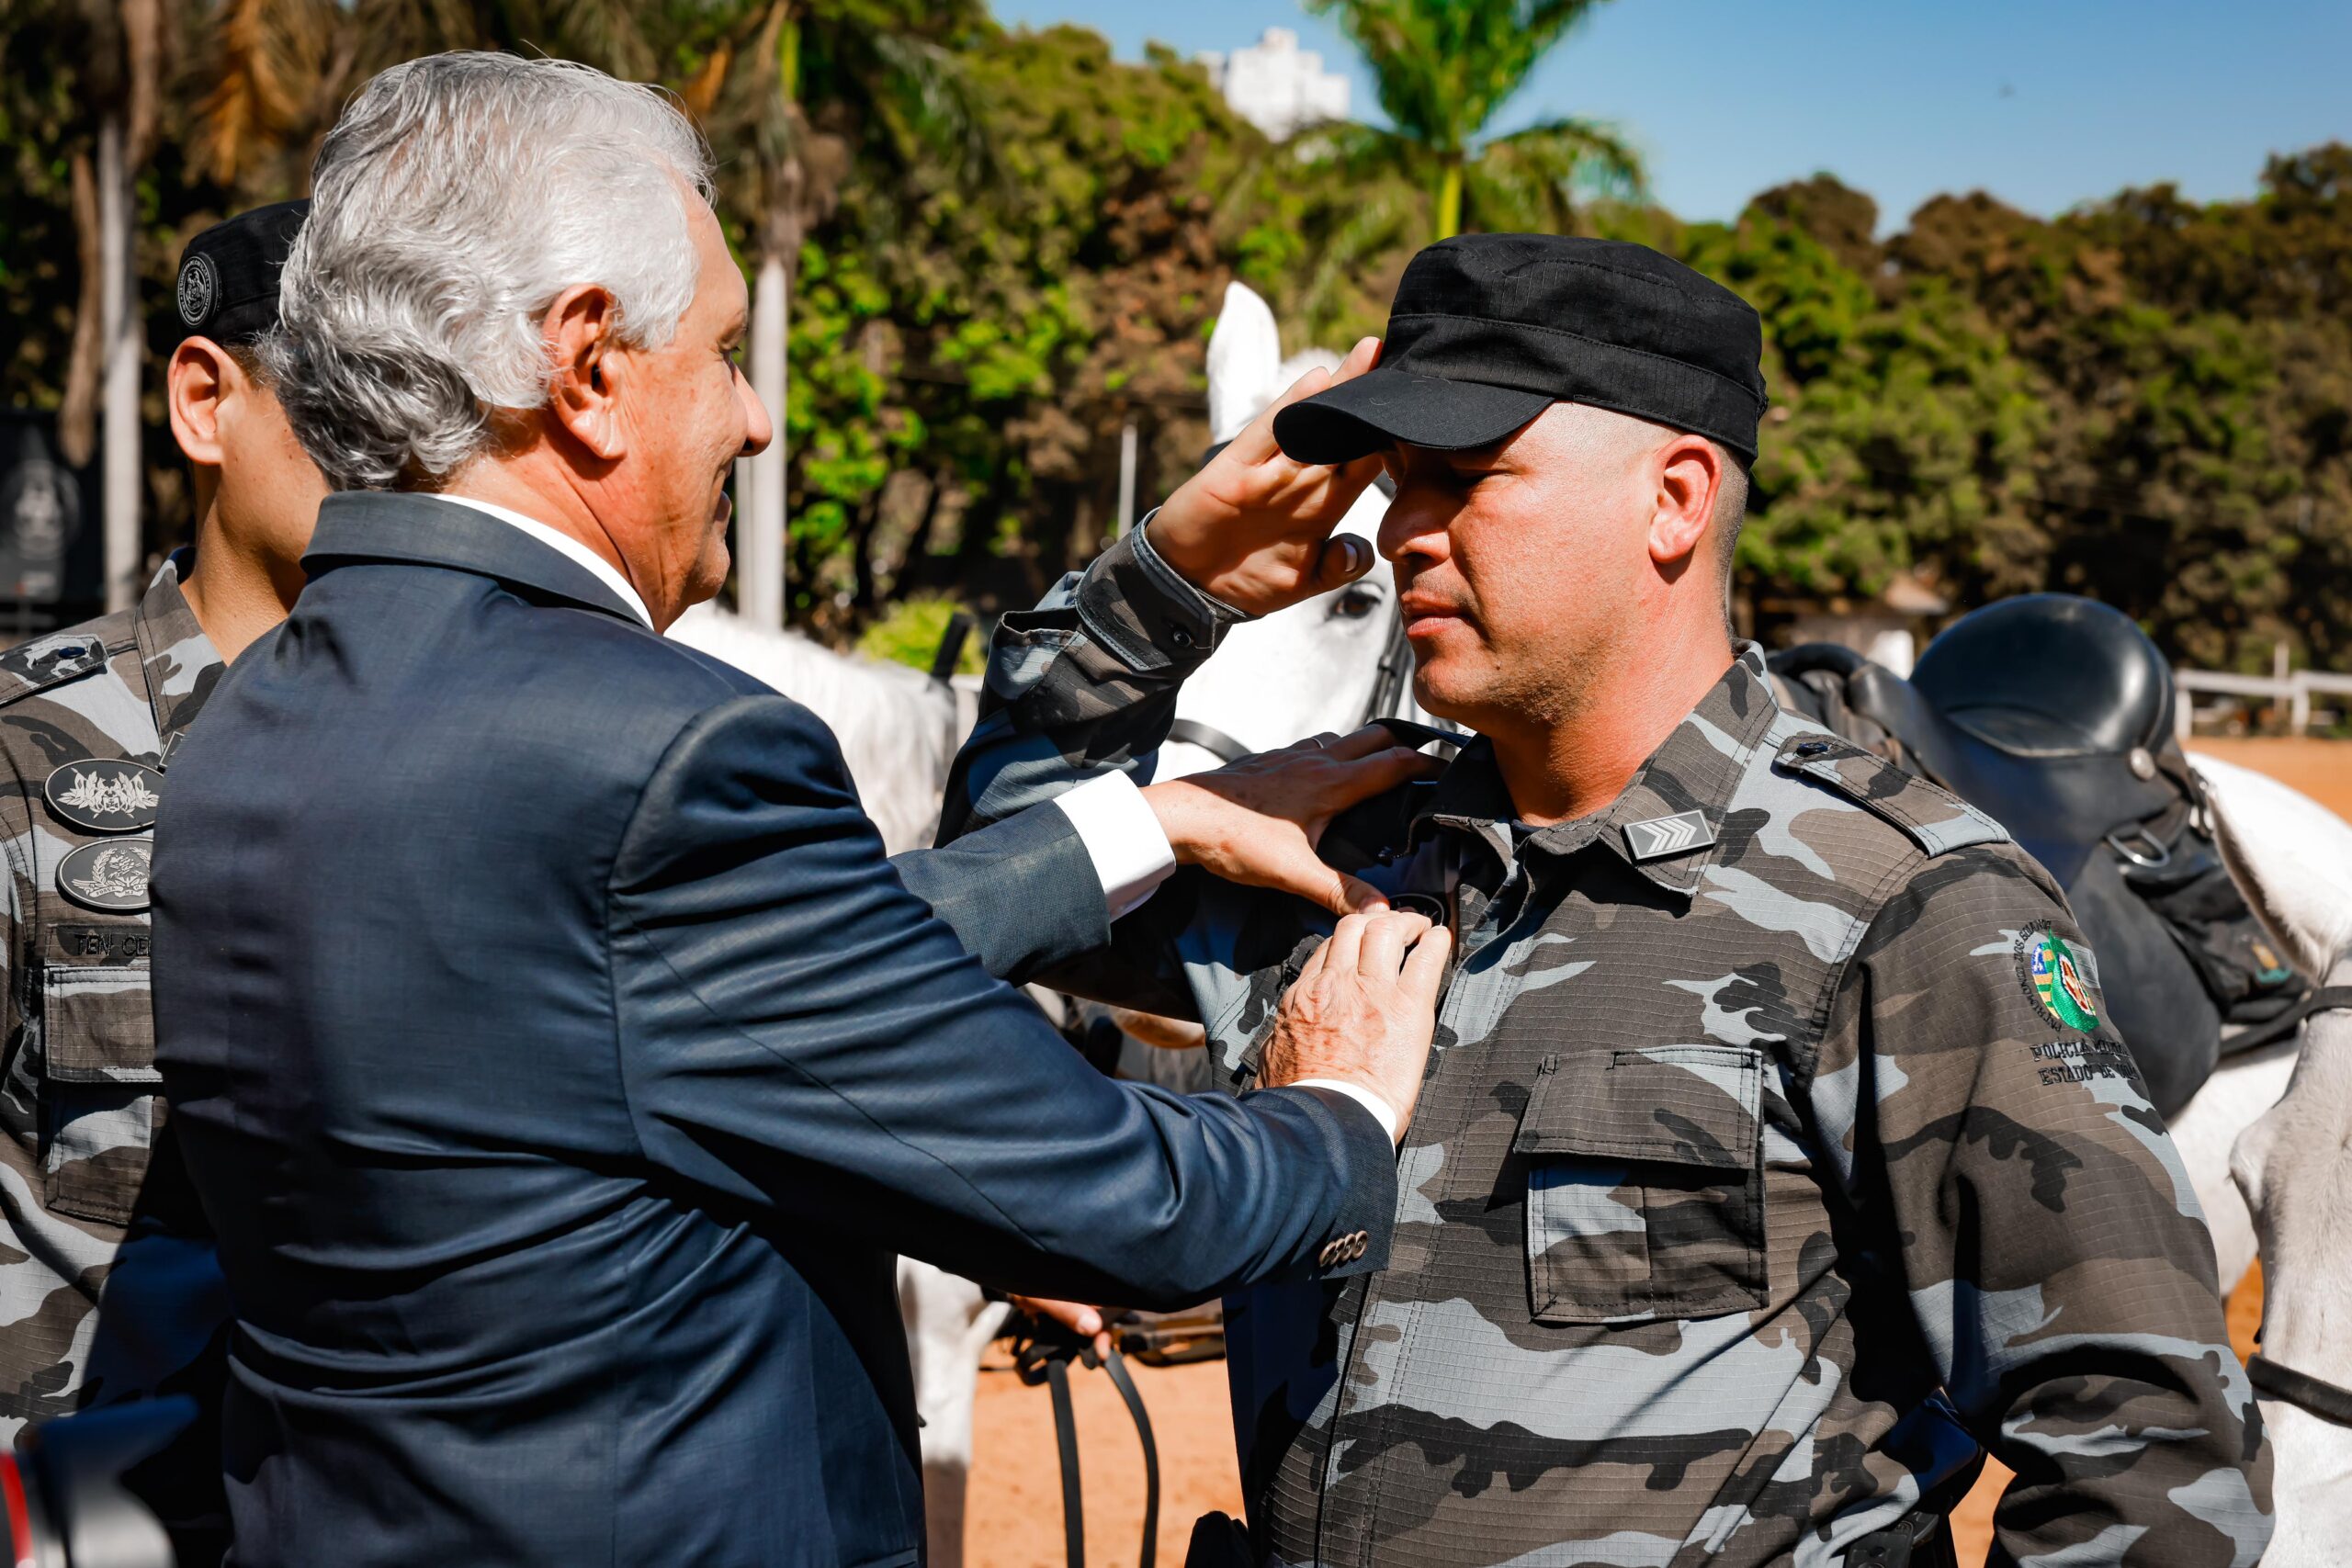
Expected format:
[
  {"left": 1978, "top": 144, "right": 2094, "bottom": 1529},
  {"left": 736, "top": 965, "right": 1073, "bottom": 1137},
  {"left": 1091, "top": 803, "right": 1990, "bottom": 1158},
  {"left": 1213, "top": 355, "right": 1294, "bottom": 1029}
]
[
  {"left": 942, "top": 232, "right": 2268, "bottom": 1566},
  {"left": 0, "top": 199, "right": 323, "bottom": 1561}
]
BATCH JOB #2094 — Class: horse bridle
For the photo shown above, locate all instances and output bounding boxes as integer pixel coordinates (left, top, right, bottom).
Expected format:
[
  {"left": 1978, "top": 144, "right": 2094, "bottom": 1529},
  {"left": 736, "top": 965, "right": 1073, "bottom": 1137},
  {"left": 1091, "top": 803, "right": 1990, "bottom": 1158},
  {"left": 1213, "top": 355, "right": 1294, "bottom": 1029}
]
[
  {"left": 1164, "top": 580, "right": 1429, "bottom": 769},
  {"left": 1159, "top": 465, "right": 1423, "bottom": 768},
  {"left": 2242, "top": 982, "right": 2352, "bottom": 1427}
]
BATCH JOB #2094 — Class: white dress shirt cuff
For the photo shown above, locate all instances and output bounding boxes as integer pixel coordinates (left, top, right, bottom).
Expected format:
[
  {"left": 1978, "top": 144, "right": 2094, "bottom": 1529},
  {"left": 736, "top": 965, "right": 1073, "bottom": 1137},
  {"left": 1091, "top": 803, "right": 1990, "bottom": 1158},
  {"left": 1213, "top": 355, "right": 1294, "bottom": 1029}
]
[
  {"left": 1289, "top": 1078, "right": 1402, "bottom": 1145},
  {"left": 1050, "top": 773, "right": 1177, "bottom": 922}
]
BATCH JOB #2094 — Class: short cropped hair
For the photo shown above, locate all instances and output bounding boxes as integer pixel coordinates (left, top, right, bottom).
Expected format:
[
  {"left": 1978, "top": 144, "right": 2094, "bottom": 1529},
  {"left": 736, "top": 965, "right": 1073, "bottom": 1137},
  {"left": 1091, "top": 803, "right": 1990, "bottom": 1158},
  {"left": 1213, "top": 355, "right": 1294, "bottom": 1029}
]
[
  {"left": 265, "top": 52, "right": 715, "bottom": 491},
  {"left": 1712, "top": 444, "right": 1750, "bottom": 578}
]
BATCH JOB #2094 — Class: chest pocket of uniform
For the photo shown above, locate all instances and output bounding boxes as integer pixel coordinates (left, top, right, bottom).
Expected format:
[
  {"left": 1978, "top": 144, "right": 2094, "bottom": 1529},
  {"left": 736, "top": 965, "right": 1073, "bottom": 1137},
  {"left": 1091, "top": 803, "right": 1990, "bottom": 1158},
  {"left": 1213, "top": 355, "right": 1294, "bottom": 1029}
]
[
  {"left": 40, "top": 963, "right": 159, "bottom": 1227},
  {"left": 1513, "top": 1043, "right": 1767, "bottom": 1324}
]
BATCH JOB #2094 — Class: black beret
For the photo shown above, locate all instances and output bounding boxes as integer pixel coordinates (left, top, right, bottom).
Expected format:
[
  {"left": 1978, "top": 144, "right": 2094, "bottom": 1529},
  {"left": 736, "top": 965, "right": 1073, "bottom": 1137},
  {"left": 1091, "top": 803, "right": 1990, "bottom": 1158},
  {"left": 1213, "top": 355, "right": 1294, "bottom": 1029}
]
[
  {"left": 1274, "top": 233, "right": 1768, "bottom": 465},
  {"left": 175, "top": 199, "right": 309, "bottom": 345}
]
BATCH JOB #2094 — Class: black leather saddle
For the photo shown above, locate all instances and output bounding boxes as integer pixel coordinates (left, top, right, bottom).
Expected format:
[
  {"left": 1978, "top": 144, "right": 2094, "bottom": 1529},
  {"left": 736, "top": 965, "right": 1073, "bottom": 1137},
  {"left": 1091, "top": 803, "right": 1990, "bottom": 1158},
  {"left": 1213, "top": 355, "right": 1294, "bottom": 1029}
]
[
  {"left": 1768, "top": 596, "right": 2311, "bottom": 1118},
  {"left": 1777, "top": 595, "right": 2180, "bottom": 888}
]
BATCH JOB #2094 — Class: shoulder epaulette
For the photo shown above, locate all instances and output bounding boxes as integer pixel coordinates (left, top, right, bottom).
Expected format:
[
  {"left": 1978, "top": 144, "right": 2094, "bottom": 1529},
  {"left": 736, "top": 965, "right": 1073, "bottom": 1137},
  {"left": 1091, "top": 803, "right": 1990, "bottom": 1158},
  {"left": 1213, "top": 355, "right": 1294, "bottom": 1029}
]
[
  {"left": 0, "top": 629, "right": 130, "bottom": 710},
  {"left": 1771, "top": 731, "right": 2007, "bottom": 858}
]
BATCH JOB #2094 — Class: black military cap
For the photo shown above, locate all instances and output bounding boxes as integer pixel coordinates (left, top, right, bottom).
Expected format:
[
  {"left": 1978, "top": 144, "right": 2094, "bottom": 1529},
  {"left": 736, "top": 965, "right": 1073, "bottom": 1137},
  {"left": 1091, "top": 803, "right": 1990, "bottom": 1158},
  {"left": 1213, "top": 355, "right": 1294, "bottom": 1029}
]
[
  {"left": 1273, "top": 233, "right": 1768, "bottom": 465},
  {"left": 175, "top": 199, "right": 309, "bottom": 345}
]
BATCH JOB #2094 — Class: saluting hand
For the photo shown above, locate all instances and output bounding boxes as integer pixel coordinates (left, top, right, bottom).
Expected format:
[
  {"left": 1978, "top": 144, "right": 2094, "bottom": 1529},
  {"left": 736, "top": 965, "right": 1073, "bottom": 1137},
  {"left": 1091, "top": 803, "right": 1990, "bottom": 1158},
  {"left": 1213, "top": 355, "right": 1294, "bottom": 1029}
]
[{"left": 1147, "top": 335, "right": 1388, "bottom": 616}]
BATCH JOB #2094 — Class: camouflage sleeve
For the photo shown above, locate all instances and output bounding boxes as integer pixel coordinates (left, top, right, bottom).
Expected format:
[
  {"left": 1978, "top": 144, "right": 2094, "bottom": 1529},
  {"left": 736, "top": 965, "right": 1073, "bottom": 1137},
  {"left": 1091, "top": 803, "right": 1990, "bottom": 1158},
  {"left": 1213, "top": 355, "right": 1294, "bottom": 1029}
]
[
  {"left": 1826, "top": 843, "right": 2271, "bottom": 1567},
  {"left": 0, "top": 747, "right": 21, "bottom": 1058},
  {"left": 938, "top": 518, "right": 1243, "bottom": 842},
  {"left": 933, "top": 522, "right": 1250, "bottom": 1018}
]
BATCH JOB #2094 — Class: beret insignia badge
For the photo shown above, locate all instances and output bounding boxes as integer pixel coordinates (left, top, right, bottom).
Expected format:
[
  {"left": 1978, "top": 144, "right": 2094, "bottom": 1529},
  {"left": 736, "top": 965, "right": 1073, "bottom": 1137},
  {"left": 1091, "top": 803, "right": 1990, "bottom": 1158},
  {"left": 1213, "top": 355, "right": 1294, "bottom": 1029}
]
[
  {"left": 56, "top": 838, "right": 152, "bottom": 913},
  {"left": 44, "top": 760, "right": 164, "bottom": 833},
  {"left": 176, "top": 253, "right": 218, "bottom": 328}
]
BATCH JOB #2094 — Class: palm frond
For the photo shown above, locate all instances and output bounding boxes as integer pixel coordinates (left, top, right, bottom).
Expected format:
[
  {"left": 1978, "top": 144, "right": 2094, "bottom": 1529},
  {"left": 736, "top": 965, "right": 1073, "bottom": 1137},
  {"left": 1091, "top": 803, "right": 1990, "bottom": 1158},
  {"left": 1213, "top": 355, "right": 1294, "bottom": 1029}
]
[
  {"left": 1520, "top": 0, "right": 1615, "bottom": 56},
  {"left": 544, "top": 0, "right": 659, "bottom": 82},
  {"left": 192, "top": 0, "right": 331, "bottom": 186},
  {"left": 865, "top": 30, "right": 986, "bottom": 181},
  {"left": 1300, "top": 183, "right": 1419, "bottom": 340},
  {"left": 1469, "top": 114, "right": 1645, "bottom": 230}
]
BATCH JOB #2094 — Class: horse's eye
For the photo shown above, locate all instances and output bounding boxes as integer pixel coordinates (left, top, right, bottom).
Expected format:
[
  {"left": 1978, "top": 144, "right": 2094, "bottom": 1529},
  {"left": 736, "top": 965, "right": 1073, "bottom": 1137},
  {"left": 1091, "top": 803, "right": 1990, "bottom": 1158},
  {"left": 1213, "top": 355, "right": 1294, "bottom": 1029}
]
[{"left": 1332, "top": 586, "right": 1382, "bottom": 621}]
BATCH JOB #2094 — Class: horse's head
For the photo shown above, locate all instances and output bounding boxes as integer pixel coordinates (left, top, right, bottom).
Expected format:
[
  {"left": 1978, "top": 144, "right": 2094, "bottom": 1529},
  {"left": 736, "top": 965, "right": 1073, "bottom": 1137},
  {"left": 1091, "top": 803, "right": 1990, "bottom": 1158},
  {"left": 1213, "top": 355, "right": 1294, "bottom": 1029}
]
[
  {"left": 1160, "top": 285, "right": 1404, "bottom": 779},
  {"left": 2200, "top": 752, "right": 2352, "bottom": 1554}
]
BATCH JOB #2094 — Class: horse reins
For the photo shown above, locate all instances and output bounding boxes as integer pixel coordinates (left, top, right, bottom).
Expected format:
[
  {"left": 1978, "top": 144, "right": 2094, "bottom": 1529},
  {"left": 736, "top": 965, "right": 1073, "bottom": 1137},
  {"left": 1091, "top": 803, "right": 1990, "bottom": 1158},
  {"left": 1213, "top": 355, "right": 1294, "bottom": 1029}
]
[
  {"left": 1011, "top": 1321, "right": 1160, "bottom": 1568},
  {"left": 2242, "top": 984, "right": 2352, "bottom": 1427},
  {"left": 1165, "top": 717, "right": 1256, "bottom": 766}
]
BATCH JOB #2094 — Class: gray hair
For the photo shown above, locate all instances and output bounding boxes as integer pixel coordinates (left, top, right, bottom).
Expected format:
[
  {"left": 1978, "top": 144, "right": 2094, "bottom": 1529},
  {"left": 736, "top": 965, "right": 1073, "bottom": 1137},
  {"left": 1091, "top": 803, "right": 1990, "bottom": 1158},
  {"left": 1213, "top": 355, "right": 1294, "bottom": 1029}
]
[{"left": 266, "top": 52, "right": 716, "bottom": 491}]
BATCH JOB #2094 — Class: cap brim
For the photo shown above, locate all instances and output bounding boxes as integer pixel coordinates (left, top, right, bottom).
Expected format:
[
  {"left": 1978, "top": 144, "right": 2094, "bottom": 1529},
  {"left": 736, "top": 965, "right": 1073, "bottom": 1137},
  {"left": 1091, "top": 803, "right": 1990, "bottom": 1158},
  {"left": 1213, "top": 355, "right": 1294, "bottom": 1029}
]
[{"left": 1272, "top": 367, "right": 1553, "bottom": 465}]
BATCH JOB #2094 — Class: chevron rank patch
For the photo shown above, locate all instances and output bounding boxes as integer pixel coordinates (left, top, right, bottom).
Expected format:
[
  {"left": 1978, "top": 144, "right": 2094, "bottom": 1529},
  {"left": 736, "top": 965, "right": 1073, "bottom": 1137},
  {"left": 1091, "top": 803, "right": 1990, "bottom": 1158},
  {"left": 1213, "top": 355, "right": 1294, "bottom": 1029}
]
[{"left": 1623, "top": 809, "right": 1714, "bottom": 861}]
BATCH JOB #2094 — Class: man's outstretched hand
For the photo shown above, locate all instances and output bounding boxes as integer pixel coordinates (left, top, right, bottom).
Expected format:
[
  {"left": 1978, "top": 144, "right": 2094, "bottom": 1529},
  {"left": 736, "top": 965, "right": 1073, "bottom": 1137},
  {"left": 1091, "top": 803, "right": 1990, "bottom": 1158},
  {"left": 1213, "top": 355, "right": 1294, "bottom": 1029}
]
[
  {"left": 1147, "top": 335, "right": 1388, "bottom": 615},
  {"left": 1007, "top": 1295, "right": 1112, "bottom": 1361},
  {"left": 1142, "top": 724, "right": 1443, "bottom": 916}
]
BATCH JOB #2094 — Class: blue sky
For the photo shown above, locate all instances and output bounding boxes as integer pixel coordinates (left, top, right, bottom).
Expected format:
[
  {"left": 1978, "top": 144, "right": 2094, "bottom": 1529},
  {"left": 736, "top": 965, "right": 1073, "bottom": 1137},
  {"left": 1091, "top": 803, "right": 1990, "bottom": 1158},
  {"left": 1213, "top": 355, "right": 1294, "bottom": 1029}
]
[{"left": 989, "top": 0, "right": 2352, "bottom": 230}]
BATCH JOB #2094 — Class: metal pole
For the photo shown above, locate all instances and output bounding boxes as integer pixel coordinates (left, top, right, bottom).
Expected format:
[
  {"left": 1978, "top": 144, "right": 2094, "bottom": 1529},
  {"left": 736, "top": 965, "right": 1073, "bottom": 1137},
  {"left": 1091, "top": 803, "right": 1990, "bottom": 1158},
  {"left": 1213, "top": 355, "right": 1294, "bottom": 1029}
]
[
  {"left": 1114, "top": 419, "right": 1138, "bottom": 538},
  {"left": 99, "top": 115, "right": 140, "bottom": 614},
  {"left": 741, "top": 253, "right": 788, "bottom": 630}
]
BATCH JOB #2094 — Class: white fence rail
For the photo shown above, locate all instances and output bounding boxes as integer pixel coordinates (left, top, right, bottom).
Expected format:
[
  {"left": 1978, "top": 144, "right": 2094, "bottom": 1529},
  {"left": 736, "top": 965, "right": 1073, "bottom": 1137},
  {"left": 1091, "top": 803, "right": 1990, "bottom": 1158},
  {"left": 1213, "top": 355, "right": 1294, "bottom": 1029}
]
[{"left": 2176, "top": 668, "right": 2352, "bottom": 739}]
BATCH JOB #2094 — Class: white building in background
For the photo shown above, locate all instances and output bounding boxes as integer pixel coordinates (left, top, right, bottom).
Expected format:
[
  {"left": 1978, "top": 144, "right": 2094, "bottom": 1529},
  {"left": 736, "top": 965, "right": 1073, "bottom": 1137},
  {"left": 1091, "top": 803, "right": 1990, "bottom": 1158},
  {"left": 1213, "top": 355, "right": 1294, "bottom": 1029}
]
[{"left": 1197, "top": 28, "right": 1350, "bottom": 141}]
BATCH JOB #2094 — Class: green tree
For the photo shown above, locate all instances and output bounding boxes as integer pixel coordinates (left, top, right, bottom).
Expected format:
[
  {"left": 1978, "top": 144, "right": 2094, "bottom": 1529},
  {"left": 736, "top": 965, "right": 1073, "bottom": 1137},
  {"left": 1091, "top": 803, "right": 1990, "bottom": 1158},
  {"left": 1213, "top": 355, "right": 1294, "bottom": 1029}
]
[
  {"left": 779, "top": 25, "right": 1255, "bottom": 632},
  {"left": 678, "top": 0, "right": 990, "bottom": 626}
]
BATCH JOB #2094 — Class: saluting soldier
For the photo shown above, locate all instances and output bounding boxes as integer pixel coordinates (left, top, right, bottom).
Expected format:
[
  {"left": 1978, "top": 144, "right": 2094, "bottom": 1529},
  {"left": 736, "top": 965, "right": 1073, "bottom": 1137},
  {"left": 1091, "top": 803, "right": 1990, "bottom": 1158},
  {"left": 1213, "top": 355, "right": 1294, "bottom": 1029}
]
[
  {"left": 943, "top": 235, "right": 2270, "bottom": 1567},
  {"left": 0, "top": 200, "right": 322, "bottom": 1468}
]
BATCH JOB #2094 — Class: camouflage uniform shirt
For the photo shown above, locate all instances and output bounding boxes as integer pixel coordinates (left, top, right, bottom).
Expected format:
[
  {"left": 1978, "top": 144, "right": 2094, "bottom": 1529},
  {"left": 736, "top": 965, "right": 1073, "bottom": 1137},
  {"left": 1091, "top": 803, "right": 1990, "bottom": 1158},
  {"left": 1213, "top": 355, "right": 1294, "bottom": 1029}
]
[
  {"left": 940, "top": 529, "right": 2271, "bottom": 1567},
  {"left": 0, "top": 557, "right": 229, "bottom": 1438}
]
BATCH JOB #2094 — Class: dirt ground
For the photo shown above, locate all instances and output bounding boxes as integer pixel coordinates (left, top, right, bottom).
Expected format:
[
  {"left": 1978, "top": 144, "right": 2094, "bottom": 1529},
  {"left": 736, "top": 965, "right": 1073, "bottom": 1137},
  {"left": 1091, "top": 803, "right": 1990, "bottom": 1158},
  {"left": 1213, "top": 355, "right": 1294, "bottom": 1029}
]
[
  {"left": 968, "top": 1347, "right": 1240, "bottom": 1568},
  {"left": 965, "top": 737, "right": 2349, "bottom": 1568}
]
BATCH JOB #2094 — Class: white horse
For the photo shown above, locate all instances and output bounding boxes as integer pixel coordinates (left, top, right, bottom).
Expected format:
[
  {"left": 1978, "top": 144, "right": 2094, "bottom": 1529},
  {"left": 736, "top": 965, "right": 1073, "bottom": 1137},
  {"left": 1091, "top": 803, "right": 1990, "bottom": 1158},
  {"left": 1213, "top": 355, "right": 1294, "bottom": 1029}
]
[
  {"left": 669, "top": 604, "right": 964, "bottom": 856},
  {"left": 1155, "top": 282, "right": 1428, "bottom": 784},
  {"left": 2202, "top": 756, "right": 2352, "bottom": 1562}
]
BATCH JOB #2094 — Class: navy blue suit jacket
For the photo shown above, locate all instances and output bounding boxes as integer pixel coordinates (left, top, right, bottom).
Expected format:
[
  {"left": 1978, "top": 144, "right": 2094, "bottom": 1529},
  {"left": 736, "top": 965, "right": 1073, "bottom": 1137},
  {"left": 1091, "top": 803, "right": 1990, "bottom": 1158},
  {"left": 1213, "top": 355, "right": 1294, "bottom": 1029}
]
[{"left": 151, "top": 493, "right": 1395, "bottom": 1568}]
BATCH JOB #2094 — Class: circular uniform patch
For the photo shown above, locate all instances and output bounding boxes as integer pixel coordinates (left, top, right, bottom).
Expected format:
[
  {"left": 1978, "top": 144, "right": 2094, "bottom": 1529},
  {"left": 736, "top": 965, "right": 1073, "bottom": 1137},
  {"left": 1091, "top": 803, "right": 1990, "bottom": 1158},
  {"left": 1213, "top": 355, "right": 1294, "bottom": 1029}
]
[
  {"left": 43, "top": 760, "right": 163, "bottom": 833},
  {"left": 56, "top": 838, "right": 151, "bottom": 913},
  {"left": 2016, "top": 922, "right": 2099, "bottom": 1032},
  {"left": 177, "top": 253, "right": 218, "bottom": 328}
]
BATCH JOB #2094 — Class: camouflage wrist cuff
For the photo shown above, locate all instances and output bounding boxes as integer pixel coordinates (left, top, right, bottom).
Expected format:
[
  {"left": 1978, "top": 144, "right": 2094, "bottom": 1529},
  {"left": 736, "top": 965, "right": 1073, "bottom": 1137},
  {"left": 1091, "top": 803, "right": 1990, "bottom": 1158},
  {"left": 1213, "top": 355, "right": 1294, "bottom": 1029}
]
[{"left": 1072, "top": 516, "right": 1243, "bottom": 675}]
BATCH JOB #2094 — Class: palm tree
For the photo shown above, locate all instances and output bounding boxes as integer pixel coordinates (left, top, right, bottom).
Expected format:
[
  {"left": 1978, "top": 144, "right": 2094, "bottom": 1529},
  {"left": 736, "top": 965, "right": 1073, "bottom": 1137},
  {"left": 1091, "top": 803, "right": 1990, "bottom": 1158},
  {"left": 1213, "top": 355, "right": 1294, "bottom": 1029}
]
[
  {"left": 33, "top": 0, "right": 166, "bottom": 610},
  {"left": 1302, "top": 0, "right": 1643, "bottom": 241},
  {"left": 680, "top": 0, "right": 985, "bottom": 628}
]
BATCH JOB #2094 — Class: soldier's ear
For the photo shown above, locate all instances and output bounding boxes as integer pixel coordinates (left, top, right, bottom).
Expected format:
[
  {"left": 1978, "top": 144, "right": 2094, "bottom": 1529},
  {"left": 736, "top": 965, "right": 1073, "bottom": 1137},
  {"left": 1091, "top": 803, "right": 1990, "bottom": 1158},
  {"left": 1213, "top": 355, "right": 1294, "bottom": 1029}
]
[
  {"left": 1645, "top": 433, "right": 1721, "bottom": 574},
  {"left": 166, "top": 337, "right": 235, "bottom": 470}
]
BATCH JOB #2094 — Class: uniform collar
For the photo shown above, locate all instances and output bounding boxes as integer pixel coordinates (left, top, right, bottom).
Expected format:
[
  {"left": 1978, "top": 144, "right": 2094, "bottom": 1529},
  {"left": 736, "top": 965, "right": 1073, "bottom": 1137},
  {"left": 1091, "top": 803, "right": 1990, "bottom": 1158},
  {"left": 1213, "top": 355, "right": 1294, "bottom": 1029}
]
[
  {"left": 131, "top": 551, "right": 225, "bottom": 766},
  {"left": 301, "top": 491, "right": 650, "bottom": 629},
  {"left": 1407, "top": 644, "right": 1783, "bottom": 897}
]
